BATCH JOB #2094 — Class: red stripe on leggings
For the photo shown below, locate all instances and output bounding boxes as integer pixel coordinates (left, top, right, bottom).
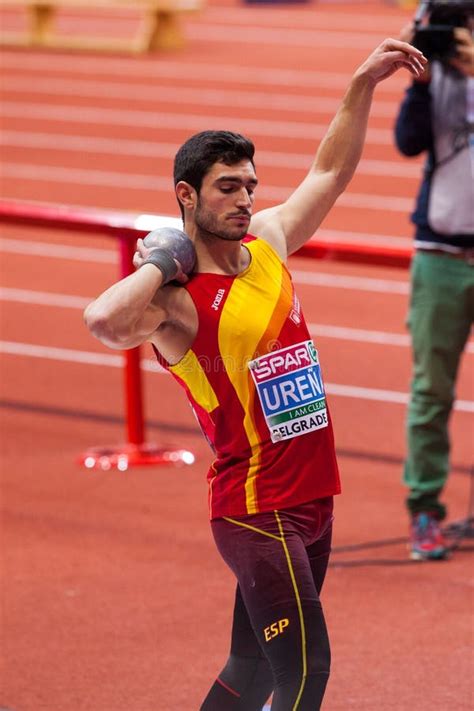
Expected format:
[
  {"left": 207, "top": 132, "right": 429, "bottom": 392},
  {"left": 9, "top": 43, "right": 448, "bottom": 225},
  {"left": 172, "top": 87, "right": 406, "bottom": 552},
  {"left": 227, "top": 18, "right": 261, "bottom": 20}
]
[{"left": 216, "top": 677, "right": 241, "bottom": 698}]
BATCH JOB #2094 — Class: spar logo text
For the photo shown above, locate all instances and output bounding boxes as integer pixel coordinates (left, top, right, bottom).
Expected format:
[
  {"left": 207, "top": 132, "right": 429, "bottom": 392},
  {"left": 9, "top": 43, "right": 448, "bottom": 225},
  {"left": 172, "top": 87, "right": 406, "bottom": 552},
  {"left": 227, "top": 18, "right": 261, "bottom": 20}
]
[
  {"left": 251, "top": 344, "right": 315, "bottom": 382},
  {"left": 249, "top": 340, "right": 328, "bottom": 443}
]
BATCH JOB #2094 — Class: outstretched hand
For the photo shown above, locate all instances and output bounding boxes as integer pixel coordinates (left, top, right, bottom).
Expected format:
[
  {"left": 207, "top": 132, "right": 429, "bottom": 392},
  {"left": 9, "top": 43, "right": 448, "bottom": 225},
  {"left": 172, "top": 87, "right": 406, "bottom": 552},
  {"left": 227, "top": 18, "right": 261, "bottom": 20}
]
[{"left": 356, "top": 38, "right": 427, "bottom": 85}]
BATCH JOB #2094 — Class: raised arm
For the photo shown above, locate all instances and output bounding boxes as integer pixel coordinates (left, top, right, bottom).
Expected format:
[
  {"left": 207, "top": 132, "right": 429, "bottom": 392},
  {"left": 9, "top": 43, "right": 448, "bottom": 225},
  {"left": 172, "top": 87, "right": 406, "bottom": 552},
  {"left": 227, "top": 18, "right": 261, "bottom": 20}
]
[{"left": 250, "top": 39, "right": 427, "bottom": 258}]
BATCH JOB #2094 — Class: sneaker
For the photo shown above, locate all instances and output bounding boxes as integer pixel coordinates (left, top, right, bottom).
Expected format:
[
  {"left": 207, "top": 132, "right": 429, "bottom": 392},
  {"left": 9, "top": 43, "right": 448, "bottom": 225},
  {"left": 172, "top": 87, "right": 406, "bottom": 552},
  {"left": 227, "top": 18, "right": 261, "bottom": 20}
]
[{"left": 409, "top": 512, "right": 450, "bottom": 561}]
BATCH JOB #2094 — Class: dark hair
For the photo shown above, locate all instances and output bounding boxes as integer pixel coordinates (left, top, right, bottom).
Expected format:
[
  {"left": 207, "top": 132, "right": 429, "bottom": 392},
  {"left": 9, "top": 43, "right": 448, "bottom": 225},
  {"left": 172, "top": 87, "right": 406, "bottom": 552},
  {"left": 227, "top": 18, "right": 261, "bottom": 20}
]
[{"left": 173, "top": 130, "right": 256, "bottom": 217}]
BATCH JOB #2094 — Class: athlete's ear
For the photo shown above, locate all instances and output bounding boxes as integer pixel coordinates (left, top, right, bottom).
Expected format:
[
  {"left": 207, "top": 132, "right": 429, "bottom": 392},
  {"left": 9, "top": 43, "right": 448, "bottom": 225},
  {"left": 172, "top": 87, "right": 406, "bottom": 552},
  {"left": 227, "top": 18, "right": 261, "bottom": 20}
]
[{"left": 176, "top": 181, "right": 197, "bottom": 212}]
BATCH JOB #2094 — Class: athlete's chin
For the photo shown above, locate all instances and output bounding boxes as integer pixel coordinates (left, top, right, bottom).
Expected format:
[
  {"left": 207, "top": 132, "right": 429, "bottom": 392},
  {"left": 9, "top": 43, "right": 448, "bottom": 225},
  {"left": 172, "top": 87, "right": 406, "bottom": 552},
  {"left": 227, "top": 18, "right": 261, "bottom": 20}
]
[
  {"left": 198, "top": 223, "right": 248, "bottom": 242},
  {"left": 218, "top": 230, "right": 247, "bottom": 242},
  {"left": 220, "top": 223, "right": 249, "bottom": 241}
]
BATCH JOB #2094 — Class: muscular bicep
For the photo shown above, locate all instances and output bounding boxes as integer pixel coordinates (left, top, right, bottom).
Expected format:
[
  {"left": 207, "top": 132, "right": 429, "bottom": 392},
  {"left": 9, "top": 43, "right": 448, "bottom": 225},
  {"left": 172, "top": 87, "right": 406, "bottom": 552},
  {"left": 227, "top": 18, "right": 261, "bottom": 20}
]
[
  {"left": 84, "top": 290, "right": 168, "bottom": 351},
  {"left": 120, "top": 301, "right": 168, "bottom": 349}
]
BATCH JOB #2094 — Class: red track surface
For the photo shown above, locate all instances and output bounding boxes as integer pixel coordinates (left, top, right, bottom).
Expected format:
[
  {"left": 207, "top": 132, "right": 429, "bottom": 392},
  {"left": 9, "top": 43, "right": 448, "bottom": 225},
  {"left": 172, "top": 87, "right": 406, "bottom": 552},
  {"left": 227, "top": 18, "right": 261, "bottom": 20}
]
[{"left": 1, "top": 2, "right": 473, "bottom": 710}]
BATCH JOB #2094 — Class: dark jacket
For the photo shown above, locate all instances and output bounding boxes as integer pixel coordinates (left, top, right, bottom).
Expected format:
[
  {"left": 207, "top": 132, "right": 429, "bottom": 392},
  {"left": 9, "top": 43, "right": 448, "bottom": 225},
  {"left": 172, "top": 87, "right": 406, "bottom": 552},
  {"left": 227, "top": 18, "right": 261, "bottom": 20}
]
[{"left": 394, "top": 81, "right": 474, "bottom": 249}]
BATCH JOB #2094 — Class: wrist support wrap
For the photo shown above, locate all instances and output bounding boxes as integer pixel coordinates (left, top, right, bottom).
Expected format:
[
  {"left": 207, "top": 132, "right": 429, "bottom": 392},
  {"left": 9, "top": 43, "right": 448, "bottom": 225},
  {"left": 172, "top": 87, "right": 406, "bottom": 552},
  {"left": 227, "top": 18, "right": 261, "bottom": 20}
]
[{"left": 142, "top": 249, "right": 178, "bottom": 284}]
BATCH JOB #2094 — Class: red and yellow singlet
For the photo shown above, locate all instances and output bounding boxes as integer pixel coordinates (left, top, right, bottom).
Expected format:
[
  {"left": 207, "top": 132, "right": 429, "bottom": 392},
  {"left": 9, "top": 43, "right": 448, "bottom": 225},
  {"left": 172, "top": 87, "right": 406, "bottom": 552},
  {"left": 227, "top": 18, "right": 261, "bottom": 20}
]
[{"left": 154, "top": 236, "right": 341, "bottom": 519}]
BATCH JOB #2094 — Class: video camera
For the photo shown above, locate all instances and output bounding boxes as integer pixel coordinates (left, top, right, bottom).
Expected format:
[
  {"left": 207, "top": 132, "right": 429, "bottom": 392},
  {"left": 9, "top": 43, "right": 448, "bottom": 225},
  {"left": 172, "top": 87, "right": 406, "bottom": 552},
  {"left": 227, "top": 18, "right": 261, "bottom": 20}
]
[{"left": 412, "top": 0, "right": 474, "bottom": 61}]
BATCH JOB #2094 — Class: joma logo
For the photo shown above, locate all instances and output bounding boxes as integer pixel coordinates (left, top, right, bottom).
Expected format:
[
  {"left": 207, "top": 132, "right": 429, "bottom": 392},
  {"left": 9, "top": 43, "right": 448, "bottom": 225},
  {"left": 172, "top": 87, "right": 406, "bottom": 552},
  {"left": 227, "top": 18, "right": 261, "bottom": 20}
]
[{"left": 211, "top": 288, "right": 226, "bottom": 311}]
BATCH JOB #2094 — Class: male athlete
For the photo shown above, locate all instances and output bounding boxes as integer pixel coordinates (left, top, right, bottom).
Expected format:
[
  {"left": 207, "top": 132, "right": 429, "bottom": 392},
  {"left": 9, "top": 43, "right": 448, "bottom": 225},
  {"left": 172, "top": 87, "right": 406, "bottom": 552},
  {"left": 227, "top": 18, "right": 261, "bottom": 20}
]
[{"left": 85, "top": 39, "right": 426, "bottom": 711}]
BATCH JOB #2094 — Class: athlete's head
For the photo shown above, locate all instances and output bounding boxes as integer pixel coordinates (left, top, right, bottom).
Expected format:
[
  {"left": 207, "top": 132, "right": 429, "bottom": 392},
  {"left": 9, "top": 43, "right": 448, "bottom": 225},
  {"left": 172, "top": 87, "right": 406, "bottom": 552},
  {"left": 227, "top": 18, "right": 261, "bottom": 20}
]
[
  {"left": 174, "top": 131, "right": 257, "bottom": 241},
  {"left": 174, "top": 131, "right": 256, "bottom": 198}
]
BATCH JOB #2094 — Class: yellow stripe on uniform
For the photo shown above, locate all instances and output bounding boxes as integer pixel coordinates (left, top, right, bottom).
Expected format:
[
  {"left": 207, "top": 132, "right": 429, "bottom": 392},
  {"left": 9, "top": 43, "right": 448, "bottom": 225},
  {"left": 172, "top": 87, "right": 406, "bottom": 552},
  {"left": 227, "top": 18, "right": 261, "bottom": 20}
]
[
  {"left": 275, "top": 511, "right": 307, "bottom": 710},
  {"left": 170, "top": 349, "right": 219, "bottom": 413},
  {"left": 218, "top": 239, "right": 285, "bottom": 514},
  {"left": 223, "top": 515, "right": 283, "bottom": 542}
]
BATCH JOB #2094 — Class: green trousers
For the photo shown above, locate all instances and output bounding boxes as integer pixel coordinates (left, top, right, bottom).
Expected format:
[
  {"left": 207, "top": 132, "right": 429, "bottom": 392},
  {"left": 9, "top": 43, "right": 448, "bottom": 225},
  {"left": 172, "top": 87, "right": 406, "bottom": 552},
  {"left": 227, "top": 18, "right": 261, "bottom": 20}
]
[{"left": 404, "top": 251, "right": 474, "bottom": 520}]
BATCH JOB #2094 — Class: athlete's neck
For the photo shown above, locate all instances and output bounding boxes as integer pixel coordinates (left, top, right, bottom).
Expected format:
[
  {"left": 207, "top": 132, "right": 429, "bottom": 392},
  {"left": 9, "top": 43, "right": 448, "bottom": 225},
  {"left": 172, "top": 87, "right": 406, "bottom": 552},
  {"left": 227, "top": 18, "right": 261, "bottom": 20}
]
[{"left": 185, "top": 227, "right": 251, "bottom": 275}]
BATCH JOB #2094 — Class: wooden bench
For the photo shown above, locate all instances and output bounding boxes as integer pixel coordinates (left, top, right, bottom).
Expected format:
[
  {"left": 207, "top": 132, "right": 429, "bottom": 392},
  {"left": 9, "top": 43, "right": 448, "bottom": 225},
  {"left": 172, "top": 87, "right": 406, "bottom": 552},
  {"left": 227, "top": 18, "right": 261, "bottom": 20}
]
[{"left": 0, "top": 0, "right": 204, "bottom": 52}]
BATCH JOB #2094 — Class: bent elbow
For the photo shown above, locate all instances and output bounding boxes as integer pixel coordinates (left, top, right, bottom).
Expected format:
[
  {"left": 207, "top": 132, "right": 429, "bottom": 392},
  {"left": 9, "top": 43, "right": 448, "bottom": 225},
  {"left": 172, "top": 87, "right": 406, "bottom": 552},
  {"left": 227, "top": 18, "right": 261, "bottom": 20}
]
[{"left": 84, "top": 304, "right": 127, "bottom": 349}]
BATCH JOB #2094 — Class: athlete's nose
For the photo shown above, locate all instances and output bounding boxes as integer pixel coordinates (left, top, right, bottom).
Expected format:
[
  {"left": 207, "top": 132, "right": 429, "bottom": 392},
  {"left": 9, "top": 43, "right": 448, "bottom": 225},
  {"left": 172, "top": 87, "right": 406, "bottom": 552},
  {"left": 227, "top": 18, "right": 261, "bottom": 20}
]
[{"left": 236, "top": 186, "right": 252, "bottom": 208}]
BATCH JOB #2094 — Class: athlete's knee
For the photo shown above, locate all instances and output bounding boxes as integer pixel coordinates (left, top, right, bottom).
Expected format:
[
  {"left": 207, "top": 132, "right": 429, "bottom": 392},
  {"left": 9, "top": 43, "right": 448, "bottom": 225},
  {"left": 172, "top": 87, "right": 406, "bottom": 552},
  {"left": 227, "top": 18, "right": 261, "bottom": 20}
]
[
  {"left": 273, "top": 621, "right": 331, "bottom": 687},
  {"left": 304, "top": 603, "right": 331, "bottom": 677},
  {"left": 307, "top": 629, "right": 331, "bottom": 676},
  {"left": 283, "top": 652, "right": 330, "bottom": 688}
]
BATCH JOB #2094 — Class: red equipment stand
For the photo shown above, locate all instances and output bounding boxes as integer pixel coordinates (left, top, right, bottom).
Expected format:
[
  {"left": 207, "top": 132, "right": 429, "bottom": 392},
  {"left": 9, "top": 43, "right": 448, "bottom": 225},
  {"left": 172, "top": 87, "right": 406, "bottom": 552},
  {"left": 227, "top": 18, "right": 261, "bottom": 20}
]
[
  {"left": 0, "top": 199, "right": 195, "bottom": 471},
  {"left": 80, "top": 443, "right": 196, "bottom": 471}
]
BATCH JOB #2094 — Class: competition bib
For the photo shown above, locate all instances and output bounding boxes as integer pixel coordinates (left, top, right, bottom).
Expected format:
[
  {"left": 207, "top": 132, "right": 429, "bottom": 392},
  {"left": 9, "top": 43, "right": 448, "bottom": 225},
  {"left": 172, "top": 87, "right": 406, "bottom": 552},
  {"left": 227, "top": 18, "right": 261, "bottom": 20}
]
[{"left": 249, "top": 340, "right": 328, "bottom": 443}]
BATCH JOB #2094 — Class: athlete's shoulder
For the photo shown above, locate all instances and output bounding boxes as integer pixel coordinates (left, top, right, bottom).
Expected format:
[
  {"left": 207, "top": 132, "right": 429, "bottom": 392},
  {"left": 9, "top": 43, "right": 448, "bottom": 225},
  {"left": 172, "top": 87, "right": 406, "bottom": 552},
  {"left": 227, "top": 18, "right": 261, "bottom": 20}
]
[{"left": 244, "top": 232, "right": 286, "bottom": 265}]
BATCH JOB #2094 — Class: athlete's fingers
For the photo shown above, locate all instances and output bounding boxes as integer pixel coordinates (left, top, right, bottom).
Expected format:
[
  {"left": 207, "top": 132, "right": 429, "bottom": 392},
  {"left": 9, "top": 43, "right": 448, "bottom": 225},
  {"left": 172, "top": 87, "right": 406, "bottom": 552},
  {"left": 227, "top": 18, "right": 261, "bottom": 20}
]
[
  {"left": 381, "top": 37, "right": 427, "bottom": 60},
  {"left": 133, "top": 251, "right": 144, "bottom": 269},
  {"left": 174, "top": 261, "right": 190, "bottom": 284},
  {"left": 407, "top": 55, "right": 426, "bottom": 76}
]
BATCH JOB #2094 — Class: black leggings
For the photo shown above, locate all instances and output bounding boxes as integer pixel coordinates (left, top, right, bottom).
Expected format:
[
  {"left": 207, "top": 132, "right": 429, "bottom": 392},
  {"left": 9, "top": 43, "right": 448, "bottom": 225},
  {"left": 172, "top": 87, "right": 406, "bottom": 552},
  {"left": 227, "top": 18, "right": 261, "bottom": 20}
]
[{"left": 200, "top": 498, "right": 333, "bottom": 711}]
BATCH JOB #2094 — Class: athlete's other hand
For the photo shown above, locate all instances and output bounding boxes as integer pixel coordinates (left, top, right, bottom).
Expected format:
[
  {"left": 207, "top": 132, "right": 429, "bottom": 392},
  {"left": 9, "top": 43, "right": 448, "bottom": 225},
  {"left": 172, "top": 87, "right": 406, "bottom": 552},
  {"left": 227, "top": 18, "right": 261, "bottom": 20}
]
[{"left": 356, "top": 38, "right": 427, "bottom": 86}]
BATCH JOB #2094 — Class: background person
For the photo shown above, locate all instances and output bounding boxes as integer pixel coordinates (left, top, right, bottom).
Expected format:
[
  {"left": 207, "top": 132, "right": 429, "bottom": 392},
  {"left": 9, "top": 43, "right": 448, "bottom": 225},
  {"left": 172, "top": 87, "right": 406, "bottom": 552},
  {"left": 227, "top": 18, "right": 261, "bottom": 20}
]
[
  {"left": 85, "top": 39, "right": 425, "bottom": 711},
  {"left": 394, "top": 2, "right": 474, "bottom": 561}
]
